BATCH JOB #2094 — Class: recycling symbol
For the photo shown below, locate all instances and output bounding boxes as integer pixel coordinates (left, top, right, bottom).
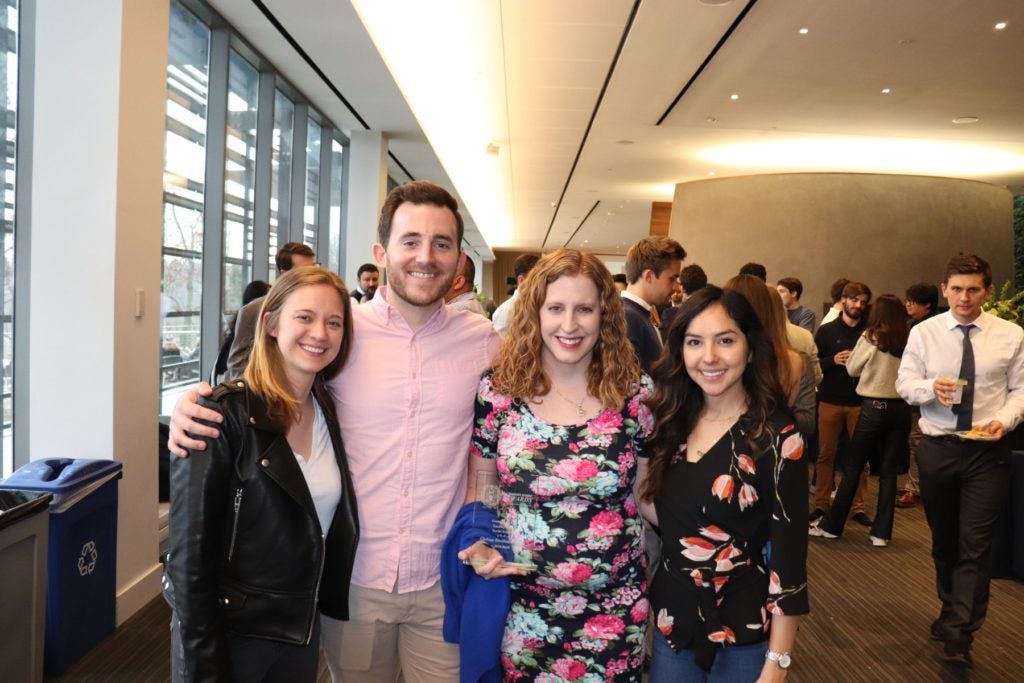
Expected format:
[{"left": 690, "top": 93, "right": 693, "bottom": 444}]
[{"left": 78, "top": 540, "right": 98, "bottom": 576}]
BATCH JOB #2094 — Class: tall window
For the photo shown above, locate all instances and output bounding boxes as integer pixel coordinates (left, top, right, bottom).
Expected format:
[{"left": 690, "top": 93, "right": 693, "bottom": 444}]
[
  {"left": 222, "top": 51, "right": 258, "bottom": 321},
  {"left": 159, "top": 1, "right": 349, "bottom": 413},
  {"left": 160, "top": 3, "right": 210, "bottom": 415},
  {"left": 303, "top": 117, "right": 321, "bottom": 249},
  {"left": 0, "top": 0, "right": 17, "bottom": 477},
  {"left": 269, "top": 90, "right": 294, "bottom": 280},
  {"left": 327, "top": 137, "right": 345, "bottom": 274}
]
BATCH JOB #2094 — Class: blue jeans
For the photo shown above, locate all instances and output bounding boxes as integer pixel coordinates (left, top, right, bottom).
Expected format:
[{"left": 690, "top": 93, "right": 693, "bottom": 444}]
[{"left": 649, "top": 630, "right": 767, "bottom": 682}]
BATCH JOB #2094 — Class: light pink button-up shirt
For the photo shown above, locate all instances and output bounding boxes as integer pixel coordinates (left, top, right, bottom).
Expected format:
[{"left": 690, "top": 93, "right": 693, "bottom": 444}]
[{"left": 328, "top": 287, "right": 500, "bottom": 593}]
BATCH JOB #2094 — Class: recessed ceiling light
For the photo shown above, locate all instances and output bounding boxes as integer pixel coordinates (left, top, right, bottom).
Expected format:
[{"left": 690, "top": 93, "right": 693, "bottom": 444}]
[
  {"left": 583, "top": 239, "right": 589, "bottom": 244},
  {"left": 881, "top": 88, "right": 891, "bottom": 94},
  {"left": 616, "top": 139, "right": 634, "bottom": 145},
  {"left": 698, "top": 0, "right": 735, "bottom": 5},
  {"left": 952, "top": 116, "right": 980, "bottom": 124},
  {"left": 798, "top": 27, "right": 809, "bottom": 35},
  {"left": 607, "top": 211, "right": 617, "bottom": 216},
  {"left": 708, "top": 171, "right": 716, "bottom": 176},
  {"left": 705, "top": 116, "right": 717, "bottom": 124},
  {"left": 995, "top": 22, "right": 1007, "bottom": 30},
  {"left": 730, "top": 93, "right": 740, "bottom": 101}
]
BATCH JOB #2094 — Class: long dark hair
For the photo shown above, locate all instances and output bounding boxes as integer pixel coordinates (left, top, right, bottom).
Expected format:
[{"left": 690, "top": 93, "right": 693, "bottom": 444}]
[
  {"left": 643, "top": 286, "right": 788, "bottom": 501},
  {"left": 865, "top": 293, "right": 909, "bottom": 356}
]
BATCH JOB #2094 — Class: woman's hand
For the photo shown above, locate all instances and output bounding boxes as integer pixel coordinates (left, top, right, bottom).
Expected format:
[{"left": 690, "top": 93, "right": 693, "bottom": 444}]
[
  {"left": 458, "top": 541, "right": 527, "bottom": 579},
  {"left": 755, "top": 659, "right": 788, "bottom": 683}
]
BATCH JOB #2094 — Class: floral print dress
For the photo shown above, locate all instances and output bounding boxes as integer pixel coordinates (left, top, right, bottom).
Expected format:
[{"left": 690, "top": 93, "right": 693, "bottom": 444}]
[
  {"left": 650, "top": 412, "right": 809, "bottom": 668},
  {"left": 471, "top": 372, "right": 654, "bottom": 682}
]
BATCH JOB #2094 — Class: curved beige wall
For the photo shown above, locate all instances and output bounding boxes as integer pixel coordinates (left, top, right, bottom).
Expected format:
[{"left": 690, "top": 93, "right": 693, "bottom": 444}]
[{"left": 670, "top": 173, "right": 1014, "bottom": 316}]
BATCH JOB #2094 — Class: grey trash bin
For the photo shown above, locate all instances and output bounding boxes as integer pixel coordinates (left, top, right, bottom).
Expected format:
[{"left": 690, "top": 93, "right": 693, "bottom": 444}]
[{"left": 0, "top": 489, "right": 53, "bottom": 683}]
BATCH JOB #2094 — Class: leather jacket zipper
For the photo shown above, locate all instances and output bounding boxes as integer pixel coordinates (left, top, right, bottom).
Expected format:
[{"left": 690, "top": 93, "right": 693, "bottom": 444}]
[
  {"left": 227, "top": 488, "right": 243, "bottom": 562},
  {"left": 306, "top": 533, "right": 326, "bottom": 644}
]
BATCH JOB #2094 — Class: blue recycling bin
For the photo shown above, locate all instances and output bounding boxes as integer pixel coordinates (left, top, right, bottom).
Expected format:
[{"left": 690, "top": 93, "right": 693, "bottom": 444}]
[{"left": 0, "top": 458, "right": 123, "bottom": 675}]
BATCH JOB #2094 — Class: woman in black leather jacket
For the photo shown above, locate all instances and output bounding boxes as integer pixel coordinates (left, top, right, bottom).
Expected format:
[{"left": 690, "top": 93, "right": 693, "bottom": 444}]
[{"left": 166, "top": 266, "right": 359, "bottom": 682}]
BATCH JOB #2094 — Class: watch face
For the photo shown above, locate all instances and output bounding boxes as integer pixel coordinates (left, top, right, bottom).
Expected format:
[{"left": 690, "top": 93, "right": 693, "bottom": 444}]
[{"left": 778, "top": 653, "right": 792, "bottom": 668}]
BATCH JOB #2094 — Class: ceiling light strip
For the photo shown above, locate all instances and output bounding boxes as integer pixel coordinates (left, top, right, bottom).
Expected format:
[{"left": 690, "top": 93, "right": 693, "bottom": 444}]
[
  {"left": 562, "top": 201, "right": 601, "bottom": 249},
  {"left": 250, "top": 0, "right": 416, "bottom": 181},
  {"left": 655, "top": 0, "right": 761, "bottom": 126},
  {"left": 540, "top": 0, "right": 641, "bottom": 250}
]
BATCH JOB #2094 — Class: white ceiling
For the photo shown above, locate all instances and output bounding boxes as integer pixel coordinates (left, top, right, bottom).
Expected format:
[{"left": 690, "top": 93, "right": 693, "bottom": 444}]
[{"left": 209, "top": 0, "right": 1024, "bottom": 257}]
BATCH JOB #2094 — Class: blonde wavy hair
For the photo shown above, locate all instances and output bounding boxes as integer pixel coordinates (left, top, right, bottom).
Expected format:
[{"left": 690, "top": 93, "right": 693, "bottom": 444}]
[
  {"left": 491, "top": 248, "right": 640, "bottom": 408},
  {"left": 244, "top": 266, "right": 353, "bottom": 428}
]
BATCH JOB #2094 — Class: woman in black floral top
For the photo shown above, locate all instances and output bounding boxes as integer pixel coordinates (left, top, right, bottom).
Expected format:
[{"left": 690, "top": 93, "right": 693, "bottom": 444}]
[{"left": 639, "top": 286, "right": 808, "bottom": 682}]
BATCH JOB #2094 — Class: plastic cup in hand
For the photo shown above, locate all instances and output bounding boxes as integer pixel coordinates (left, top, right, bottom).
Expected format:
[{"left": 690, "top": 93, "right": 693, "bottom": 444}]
[{"left": 951, "top": 379, "right": 968, "bottom": 405}]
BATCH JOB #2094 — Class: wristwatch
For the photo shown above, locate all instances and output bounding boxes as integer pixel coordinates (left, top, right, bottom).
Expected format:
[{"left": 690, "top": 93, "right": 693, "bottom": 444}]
[{"left": 765, "top": 650, "right": 792, "bottom": 669}]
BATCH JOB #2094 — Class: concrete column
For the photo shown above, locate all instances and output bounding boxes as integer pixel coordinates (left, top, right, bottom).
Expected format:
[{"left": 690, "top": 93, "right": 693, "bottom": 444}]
[
  {"left": 344, "top": 130, "right": 388, "bottom": 285},
  {"left": 28, "top": 0, "right": 167, "bottom": 623}
]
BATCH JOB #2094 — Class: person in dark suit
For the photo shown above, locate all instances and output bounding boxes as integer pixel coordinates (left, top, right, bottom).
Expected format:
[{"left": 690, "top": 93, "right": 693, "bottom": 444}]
[
  {"left": 661, "top": 263, "right": 707, "bottom": 338},
  {"left": 621, "top": 236, "right": 685, "bottom": 374},
  {"left": 350, "top": 263, "right": 379, "bottom": 303}
]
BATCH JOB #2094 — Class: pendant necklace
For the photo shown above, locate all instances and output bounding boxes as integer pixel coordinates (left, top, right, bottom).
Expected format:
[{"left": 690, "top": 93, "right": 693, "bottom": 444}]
[{"left": 552, "top": 385, "right": 587, "bottom": 417}]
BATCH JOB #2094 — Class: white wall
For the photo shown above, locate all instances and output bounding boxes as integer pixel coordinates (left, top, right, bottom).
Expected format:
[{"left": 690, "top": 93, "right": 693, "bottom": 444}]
[{"left": 29, "top": 0, "right": 168, "bottom": 624}]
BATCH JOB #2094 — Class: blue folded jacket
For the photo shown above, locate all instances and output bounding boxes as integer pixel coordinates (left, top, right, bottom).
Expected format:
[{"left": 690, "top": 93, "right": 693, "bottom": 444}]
[{"left": 440, "top": 501, "right": 511, "bottom": 683}]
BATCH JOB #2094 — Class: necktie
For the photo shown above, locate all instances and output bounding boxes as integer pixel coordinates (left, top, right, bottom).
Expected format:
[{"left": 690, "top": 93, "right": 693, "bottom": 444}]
[
  {"left": 649, "top": 306, "right": 663, "bottom": 345},
  {"left": 953, "top": 324, "right": 975, "bottom": 431}
]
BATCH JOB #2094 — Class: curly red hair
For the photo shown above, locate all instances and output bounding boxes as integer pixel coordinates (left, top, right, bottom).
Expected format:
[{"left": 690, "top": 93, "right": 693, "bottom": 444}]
[{"left": 490, "top": 249, "right": 640, "bottom": 408}]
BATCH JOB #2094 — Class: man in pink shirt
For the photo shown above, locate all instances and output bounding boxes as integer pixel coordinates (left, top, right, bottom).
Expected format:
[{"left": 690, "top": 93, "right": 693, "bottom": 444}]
[{"left": 169, "top": 181, "right": 500, "bottom": 682}]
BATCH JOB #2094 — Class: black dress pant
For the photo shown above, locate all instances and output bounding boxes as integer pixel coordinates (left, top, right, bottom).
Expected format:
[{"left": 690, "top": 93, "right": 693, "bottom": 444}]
[
  {"left": 917, "top": 436, "right": 1011, "bottom": 647},
  {"left": 171, "top": 610, "right": 321, "bottom": 683},
  {"left": 820, "top": 398, "right": 910, "bottom": 540}
]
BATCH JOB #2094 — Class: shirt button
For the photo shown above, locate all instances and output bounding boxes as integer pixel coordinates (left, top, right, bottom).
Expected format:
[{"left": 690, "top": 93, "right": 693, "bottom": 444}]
[
  {"left": 403, "top": 490, "right": 409, "bottom": 497},
  {"left": 406, "top": 451, "right": 413, "bottom": 458}
]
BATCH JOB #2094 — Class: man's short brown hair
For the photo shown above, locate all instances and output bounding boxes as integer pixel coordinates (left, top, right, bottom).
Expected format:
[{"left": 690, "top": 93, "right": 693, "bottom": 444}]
[
  {"left": 842, "top": 281, "right": 872, "bottom": 301},
  {"left": 944, "top": 253, "right": 992, "bottom": 287},
  {"left": 377, "top": 180, "right": 464, "bottom": 248},
  {"left": 624, "top": 236, "right": 686, "bottom": 284},
  {"left": 777, "top": 277, "right": 803, "bottom": 300},
  {"left": 275, "top": 242, "right": 315, "bottom": 273}
]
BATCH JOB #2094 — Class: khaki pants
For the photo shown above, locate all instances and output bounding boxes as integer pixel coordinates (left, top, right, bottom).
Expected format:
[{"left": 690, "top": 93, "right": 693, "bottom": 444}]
[
  {"left": 321, "top": 582, "right": 459, "bottom": 683},
  {"left": 815, "top": 401, "right": 868, "bottom": 514}
]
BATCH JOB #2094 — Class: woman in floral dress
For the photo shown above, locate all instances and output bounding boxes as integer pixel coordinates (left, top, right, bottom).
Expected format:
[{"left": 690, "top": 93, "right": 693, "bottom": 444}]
[
  {"left": 639, "top": 286, "right": 808, "bottom": 682},
  {"left": 459, "top": 248, "right": 654, "bottom": 682}
]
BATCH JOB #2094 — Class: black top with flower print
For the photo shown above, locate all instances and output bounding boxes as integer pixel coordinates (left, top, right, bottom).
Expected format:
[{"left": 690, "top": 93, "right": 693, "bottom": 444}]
[{"left": 650, "top": 411, "right": 809, "bottom": 653}]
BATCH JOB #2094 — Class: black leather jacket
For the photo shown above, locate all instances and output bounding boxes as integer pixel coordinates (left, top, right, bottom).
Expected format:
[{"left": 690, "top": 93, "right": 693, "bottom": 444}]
[{"left": 166, "top": 378, "right": 359, "bottom": 682}]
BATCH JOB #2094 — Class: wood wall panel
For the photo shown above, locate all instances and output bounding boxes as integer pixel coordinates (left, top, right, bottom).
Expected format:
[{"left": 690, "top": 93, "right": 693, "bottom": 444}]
[
  {"left": 649, "top": 202, "right": 672, "bottom": 236},
  {"left": 491, "top": 250, "right": 541, "bottom": 305}
]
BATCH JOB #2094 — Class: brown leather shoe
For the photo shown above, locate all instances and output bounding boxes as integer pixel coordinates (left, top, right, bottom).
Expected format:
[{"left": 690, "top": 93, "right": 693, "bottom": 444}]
[{"left": 896, "top": 491, "right": 920, "bottom": 508}]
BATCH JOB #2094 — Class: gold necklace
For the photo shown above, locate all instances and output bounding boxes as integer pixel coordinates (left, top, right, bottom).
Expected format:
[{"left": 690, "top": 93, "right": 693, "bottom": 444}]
[
  {"left": 703, "top": 412, "right": 743, "bottom": 423},
  {"left": 551, "top": 385, "right": 587, "bottom": 417}
]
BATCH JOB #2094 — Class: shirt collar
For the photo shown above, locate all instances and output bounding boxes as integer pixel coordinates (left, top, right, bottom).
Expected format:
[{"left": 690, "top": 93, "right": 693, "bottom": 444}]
[
  {"left": 368, "top": 285, "right": 449, "bottom": 332},
  {"left": 941, "top": 309, "right": 988, "bottom": 331},
  {"left": 621, "top": 290, "right": 652, "bottom": 312}
]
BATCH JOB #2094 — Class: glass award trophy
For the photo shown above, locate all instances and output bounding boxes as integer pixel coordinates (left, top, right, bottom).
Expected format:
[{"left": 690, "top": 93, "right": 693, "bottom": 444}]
[{"left": 465, "top": 469, "right": 537, "bottom": 572}]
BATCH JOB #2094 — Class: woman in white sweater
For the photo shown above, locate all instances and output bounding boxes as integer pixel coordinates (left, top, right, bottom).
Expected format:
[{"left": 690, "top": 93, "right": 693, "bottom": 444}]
[{"left": 810, "top": 294, "right": 910, "bottom": 546}]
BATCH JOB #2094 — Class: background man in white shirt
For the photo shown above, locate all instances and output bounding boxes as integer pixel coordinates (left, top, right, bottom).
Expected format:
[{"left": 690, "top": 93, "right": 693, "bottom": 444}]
[{"left": 896, "top": 253, "right": 1024, "bottom": 667}]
